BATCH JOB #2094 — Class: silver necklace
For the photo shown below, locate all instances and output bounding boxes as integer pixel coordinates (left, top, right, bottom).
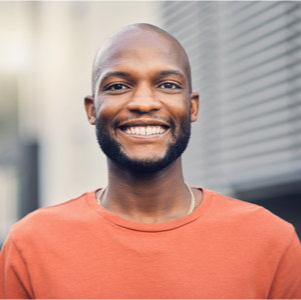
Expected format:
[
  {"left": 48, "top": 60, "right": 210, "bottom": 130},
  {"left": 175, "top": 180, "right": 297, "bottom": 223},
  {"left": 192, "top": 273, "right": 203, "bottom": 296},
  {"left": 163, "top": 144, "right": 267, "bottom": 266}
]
[{"left": 97, "top": 182, "right": 195, "bottom": 215}]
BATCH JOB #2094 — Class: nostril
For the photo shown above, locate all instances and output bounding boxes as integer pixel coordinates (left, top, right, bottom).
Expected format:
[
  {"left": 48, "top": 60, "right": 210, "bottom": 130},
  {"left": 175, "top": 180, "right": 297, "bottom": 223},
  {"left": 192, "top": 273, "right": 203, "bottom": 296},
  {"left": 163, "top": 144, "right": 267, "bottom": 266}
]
[{"left": 127, "top": 99, "right": 162, "bottom": 112}]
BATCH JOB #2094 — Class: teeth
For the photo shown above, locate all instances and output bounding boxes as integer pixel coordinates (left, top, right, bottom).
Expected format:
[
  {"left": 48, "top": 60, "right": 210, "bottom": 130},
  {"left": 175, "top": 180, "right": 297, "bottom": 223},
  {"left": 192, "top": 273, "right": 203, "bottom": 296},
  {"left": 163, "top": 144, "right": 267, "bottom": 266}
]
[{"left": 124, "top": 126, "right": 166, "bottom": 136}]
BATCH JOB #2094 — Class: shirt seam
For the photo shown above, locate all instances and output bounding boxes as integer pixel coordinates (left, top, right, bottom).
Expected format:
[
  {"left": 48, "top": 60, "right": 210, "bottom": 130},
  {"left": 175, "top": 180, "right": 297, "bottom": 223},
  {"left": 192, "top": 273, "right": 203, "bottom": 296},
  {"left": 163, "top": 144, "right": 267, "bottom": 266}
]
[
  {"left": 9, "top": 234, "right": 35, "bottom": 299},
  {"left": 267, "top": 224, "right": 296, "bottom": 298}
]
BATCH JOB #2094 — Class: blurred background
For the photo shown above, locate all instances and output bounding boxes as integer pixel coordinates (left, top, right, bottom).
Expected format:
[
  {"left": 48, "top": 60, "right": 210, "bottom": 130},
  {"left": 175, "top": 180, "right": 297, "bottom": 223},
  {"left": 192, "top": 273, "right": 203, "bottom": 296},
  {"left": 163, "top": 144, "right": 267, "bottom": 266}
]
[{"left": 0, "top": 1, "right": 300, "bottom": 245}]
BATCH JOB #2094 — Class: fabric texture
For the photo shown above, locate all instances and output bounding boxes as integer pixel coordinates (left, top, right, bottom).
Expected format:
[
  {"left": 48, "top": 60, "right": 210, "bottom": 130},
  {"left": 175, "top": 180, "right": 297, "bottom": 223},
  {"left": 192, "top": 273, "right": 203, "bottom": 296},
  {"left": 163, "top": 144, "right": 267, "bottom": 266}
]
[{"left": 0, "top": 187, "right": 301, "bottom": 299}]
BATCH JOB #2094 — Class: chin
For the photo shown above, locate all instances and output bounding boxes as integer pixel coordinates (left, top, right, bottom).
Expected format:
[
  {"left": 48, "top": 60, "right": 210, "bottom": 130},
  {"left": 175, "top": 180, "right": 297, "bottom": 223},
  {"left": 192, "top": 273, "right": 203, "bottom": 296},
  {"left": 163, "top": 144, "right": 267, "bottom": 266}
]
[
  {"left": 105, "top": 139, "right": 187, "bottom": 173},
  {"left": 120, "top": 154, "right": 172, "bottom": 173}
]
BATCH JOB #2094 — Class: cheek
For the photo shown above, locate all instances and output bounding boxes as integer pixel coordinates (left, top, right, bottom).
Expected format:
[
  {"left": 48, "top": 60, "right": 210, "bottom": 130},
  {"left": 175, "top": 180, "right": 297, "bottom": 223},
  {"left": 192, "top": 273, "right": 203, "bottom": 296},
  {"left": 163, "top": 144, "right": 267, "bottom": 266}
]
[
  {"left": 165, "top": 100, "right": 190, "bottom": 120},
  {"left": 94, "top": 98, "right": 121, "bottom": 121}
]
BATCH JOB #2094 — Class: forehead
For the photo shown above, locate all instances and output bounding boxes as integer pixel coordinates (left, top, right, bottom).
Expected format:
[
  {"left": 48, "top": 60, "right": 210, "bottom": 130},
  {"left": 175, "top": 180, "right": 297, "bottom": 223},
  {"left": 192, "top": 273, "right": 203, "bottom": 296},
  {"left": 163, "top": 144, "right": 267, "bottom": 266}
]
[{"left": 95, "top": 29, "right": 189, "bottom": 84}]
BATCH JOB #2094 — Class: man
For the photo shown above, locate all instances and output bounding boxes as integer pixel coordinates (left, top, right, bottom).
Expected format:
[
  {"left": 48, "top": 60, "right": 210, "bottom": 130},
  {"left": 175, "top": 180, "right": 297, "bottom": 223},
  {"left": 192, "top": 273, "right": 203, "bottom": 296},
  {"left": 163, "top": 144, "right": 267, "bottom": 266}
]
[{"left": 0, "top": 23, "right": 301, "bottom": 299}]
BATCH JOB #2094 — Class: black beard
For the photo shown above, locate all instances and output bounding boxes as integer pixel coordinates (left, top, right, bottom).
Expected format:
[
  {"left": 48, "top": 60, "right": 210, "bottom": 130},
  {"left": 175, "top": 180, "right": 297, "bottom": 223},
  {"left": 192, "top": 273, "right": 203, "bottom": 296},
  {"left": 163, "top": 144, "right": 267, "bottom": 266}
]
[{"left": 95, "top": 115, "right": 191, "bottom": 173}]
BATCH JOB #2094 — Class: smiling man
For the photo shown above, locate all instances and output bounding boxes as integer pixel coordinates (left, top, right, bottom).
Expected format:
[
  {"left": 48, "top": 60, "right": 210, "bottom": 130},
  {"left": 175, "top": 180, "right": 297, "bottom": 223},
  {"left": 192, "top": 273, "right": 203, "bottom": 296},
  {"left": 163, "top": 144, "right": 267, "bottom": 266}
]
[{"left": 1, "top": 23, "right": 301, "bottom": 299}]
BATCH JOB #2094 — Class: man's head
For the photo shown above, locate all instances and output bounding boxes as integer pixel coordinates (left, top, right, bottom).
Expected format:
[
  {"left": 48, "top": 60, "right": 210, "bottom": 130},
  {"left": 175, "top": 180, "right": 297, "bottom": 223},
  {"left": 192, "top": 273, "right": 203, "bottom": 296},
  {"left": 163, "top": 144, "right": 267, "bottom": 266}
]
[{"left": 85, "top": 23, "right": 199, "bottom": 173}]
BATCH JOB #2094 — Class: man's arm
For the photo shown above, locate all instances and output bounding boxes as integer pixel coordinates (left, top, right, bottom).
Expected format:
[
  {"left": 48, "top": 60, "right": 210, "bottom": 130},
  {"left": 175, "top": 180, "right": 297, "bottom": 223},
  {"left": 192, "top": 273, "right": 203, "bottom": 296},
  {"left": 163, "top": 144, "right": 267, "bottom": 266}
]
[
  {"left": 0, "top": 234, "right": 33, "bottom": 299},
  {"left": 268, "top": 230, "right": 301, "bottom": 299}
]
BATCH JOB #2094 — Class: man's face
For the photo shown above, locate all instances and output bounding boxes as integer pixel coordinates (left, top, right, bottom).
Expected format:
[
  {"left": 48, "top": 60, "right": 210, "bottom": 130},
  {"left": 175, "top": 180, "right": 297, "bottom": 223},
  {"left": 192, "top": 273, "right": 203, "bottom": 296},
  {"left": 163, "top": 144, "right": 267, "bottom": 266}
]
[{"left": 87, "top": 29, "right": 199, "bottom": 173}]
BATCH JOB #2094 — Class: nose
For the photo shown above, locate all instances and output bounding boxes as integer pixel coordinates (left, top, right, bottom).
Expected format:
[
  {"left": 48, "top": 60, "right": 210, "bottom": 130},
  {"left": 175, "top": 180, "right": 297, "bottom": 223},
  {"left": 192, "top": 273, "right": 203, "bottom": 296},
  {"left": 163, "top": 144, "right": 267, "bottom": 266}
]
[{"left": 127, "top": 84, "right": 162, "bottom": 113}]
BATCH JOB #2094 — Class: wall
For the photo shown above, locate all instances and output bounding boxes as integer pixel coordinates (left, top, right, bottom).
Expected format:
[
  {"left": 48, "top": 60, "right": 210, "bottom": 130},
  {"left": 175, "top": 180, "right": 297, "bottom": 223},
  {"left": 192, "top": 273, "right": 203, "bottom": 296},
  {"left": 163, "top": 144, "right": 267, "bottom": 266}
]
[{"left": 0, "top": 1, "right": 161, "bottom": 243}]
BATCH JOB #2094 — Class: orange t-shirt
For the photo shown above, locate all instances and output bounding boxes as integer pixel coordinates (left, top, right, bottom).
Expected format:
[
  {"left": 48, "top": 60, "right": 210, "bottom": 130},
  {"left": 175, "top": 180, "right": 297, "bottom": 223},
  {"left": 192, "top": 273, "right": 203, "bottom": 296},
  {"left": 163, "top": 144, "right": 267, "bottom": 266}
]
[{"left": 1, "top": 187, "right": 301, "bottom": 299}]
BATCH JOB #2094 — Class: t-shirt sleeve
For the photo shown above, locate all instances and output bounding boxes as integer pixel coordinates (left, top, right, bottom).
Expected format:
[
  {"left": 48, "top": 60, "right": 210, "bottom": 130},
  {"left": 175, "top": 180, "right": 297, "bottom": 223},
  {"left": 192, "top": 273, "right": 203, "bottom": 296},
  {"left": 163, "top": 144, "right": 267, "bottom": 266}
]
[
  {"left": 268, "top": 230, "right": 301, "bottom": 299},
  {"left": 0, "top": 234, "right": 33, "bottom": 299}
]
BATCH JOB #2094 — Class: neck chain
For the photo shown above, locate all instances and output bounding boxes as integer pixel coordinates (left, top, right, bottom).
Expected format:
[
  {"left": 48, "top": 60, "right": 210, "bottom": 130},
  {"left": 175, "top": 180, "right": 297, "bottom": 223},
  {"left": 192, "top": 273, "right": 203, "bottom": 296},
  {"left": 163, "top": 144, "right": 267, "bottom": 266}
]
[{"left": 96, "top": 182, "right": 195, "bottom": 216}]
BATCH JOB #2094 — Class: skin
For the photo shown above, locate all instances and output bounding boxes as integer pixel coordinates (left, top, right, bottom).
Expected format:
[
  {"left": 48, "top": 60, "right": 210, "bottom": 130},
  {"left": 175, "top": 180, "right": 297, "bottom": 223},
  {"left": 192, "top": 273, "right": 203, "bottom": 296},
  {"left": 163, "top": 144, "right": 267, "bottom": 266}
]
[{"left": 85, "top": 24, "right": 202, "bottom": 223}]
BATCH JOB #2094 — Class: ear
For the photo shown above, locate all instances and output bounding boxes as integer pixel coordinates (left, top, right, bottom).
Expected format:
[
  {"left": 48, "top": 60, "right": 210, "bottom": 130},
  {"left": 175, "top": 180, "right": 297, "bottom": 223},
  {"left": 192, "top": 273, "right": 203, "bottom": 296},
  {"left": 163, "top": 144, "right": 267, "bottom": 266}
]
[
  {"left": 190, "top": 92, "right": 199, "bottom": 122},
  {"left": 84, "top": 95, "right": 96, "bottom": 125}
]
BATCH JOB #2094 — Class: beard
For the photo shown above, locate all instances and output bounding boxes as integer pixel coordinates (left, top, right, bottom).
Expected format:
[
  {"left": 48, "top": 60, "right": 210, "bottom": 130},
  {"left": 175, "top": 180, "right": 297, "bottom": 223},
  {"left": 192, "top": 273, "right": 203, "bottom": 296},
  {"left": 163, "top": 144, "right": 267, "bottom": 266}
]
[{"left": 95, "top": 115, "right": 191, "bottom": 173}]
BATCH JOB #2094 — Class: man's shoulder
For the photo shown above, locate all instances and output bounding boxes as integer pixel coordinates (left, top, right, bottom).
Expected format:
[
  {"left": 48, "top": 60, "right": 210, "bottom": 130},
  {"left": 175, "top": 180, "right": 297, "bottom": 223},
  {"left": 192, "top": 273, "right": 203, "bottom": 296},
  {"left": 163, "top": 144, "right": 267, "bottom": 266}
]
[
  {"left": 9, "top": 191, "right": 95, "bottom": 242},
  {"left": 203, "top": 187, "right": 295, "bottom": 238}
]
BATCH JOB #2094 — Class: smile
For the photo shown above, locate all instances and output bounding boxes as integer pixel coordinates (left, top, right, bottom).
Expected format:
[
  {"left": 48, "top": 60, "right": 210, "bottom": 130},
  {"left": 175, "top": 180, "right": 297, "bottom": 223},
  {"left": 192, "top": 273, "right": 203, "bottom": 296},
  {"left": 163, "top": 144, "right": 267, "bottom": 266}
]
[
  {"left": 123, "top": 126, "right": 167, "bottom": 136},
  {"left": 118, "top": 118, "right": 170, "bottom": 138}
]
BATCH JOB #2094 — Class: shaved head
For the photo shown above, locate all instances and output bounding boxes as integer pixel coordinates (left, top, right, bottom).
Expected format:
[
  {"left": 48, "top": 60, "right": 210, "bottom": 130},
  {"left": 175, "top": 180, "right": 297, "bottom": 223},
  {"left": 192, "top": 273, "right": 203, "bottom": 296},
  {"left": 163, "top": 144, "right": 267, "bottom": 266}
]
[{"left": 91, "top": 23, "right": 192, "bottom": 97}]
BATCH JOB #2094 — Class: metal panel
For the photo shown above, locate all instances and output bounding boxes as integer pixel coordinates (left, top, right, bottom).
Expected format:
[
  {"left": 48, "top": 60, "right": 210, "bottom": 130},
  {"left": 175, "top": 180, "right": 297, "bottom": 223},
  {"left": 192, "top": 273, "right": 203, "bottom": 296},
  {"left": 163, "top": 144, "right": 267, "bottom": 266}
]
[{"left": 161, "top": 1, "right": 301, "bottom": 197}]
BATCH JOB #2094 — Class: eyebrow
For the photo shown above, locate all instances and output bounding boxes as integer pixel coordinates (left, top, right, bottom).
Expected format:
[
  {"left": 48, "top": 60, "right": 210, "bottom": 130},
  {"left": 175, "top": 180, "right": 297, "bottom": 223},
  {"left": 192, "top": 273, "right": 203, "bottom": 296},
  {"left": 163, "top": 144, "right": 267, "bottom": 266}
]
[
  {"left": 160, "top": 70, "right": 185, "bottom": 78},
  {"left": 101, "top": 71, "right": 130, "bottom": 82}
]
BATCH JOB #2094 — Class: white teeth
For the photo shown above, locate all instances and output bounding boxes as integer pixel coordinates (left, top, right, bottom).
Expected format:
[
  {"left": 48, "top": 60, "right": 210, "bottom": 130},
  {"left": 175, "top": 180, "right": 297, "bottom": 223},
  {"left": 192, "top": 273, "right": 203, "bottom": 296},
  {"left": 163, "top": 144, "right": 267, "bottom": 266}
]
[{"left": 124, "top": 126, "right": 166, "bottom": 136}]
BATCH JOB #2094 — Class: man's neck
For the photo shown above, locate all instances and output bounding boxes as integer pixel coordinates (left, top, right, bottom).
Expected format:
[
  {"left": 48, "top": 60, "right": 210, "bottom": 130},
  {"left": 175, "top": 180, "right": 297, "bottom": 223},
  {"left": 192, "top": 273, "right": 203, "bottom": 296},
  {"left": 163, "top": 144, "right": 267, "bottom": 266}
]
[{"left": 98, "top": 158, "right": 200, "bottom": 223}]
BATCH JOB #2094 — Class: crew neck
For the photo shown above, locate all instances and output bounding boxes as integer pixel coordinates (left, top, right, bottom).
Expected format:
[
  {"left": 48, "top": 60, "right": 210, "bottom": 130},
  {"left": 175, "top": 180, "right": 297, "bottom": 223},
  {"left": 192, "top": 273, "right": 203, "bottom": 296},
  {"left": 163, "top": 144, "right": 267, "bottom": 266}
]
[{"left": 86, "top": 186, "right": 212, "bottom": 232}]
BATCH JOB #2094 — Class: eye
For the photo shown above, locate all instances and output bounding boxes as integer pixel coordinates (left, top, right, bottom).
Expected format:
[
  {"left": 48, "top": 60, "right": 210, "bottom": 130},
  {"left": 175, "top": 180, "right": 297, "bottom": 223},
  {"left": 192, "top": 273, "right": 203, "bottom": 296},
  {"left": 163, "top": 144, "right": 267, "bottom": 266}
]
[
  {"left": 104, "top": 83, "right": 130, "bottom": 92},
  {"left": 158, "top": 82, "right": 182, "bottom": 90}
]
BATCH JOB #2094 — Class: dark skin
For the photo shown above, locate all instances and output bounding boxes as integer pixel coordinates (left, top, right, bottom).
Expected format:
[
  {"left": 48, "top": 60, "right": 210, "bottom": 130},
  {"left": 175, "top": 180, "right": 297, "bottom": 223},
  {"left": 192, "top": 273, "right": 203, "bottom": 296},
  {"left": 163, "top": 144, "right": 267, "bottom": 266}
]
[{"left": 85, "top": 25, "right": 202, "bottom": 223}]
